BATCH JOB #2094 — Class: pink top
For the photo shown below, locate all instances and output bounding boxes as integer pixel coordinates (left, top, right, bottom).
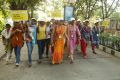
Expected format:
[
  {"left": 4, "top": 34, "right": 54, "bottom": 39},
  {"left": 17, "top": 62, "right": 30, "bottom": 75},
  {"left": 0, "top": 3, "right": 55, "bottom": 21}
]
[{"left": 68, "top": 25, "right": 80, "bottom": 40}]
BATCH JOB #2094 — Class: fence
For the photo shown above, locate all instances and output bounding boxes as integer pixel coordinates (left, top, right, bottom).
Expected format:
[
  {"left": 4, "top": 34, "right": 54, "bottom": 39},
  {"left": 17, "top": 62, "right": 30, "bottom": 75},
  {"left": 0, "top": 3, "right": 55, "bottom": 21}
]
[{"left": 99, "top": 33, "right": 120, "bottom": 52}]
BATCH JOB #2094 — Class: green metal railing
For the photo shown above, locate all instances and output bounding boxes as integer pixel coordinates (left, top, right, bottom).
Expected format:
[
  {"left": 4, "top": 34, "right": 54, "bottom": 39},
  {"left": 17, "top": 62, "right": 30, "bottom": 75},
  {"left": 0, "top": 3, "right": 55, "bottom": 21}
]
[{"left": 100, "top": 33, "right": 120, "bottom": 52}]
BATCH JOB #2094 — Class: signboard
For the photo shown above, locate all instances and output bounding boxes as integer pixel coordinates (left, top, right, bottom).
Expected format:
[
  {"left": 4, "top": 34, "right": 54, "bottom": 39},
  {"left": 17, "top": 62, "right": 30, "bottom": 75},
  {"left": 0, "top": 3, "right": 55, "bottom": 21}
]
[
  {"left": 64, "top": 6, "right": 73, "bottom": 21},
  {"left": 51, "top": 10, "right": 62, "bottom": 18},
  {"left": 102, "top": 19, "right": 110, "bottom": 28},
  {"left": 11, "top": 10, "right": 28, "bottom": 21}
]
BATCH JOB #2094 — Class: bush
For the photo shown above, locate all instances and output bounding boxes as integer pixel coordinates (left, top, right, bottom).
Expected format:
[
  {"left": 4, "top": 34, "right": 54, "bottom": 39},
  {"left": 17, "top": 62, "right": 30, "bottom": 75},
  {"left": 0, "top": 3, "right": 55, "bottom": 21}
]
[
  {"left": 100, "top": 33, "right": 120, "bottom": 52},
  {"left": 0, "top": 20, "right": 5, "bottom": 35}
]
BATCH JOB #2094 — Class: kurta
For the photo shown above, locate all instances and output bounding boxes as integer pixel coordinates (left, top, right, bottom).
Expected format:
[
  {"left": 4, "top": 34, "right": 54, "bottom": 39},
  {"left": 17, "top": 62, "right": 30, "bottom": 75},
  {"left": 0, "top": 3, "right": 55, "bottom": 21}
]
[
  {"left": 11, "top": 26, "right": 24, "bottom": 48},
  {"left": 68, "top": 25, "right": 80, "bottom": 54}
]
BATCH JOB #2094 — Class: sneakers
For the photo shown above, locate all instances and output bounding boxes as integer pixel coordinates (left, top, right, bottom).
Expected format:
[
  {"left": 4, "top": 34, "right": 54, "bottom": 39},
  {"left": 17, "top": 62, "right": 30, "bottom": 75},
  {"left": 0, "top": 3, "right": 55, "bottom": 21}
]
[
  {"left": 16, "top": 63, "right": 19, "bottom": 67},
  {"left": 28, "top": 64, "right": 32, "bottom": 67}
]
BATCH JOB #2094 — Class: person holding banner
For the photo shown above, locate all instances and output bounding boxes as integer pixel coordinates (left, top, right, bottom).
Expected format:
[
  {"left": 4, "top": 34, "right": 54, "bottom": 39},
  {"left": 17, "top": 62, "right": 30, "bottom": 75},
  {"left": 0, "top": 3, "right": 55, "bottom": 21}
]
[
  {"left": 11, "top": 22, "right": 24, "bottom": 67},
  {"left": 67, "top": 18, "right": 81, "bottom": 64},
  {"left": 45, "top": 22, "right": 51, "bottom": 58}
]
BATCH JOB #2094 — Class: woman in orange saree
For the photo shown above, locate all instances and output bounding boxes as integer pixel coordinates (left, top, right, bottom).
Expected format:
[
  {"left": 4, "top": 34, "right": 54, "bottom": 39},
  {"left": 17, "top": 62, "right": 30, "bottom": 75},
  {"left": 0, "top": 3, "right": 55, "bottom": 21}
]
[{"left": 51, "top": 21, "right": 68, "bottom": 64}]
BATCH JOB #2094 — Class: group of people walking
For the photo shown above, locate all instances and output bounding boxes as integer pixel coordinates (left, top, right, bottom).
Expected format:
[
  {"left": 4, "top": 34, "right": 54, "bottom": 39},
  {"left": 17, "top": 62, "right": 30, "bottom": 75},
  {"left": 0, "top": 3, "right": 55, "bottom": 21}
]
[{"left": 1, "top": 18, "right": 102, "bottom": 67}]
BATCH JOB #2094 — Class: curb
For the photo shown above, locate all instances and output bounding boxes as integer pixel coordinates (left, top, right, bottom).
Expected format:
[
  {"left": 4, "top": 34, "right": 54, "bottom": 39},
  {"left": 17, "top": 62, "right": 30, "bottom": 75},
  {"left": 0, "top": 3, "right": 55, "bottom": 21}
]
[{"left": 99, "top": 45, "right": 120, "bottom": 58}]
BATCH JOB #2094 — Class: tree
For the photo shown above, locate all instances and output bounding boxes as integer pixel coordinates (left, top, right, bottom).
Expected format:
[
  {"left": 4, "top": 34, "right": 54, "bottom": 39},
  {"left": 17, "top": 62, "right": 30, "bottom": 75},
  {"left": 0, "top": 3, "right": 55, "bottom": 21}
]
[
  {"left": 74, "top": 0, "right": 99, "bottom": 19},
  {"left": 110, "top": 12, "right": 120, "bottom": 20},
  {"left": 7, "top": 0, "right": 43, "bottom": 18},
  {"left": 27, "top": 0, "right": 43, "bottom": 18},
  {"left": 0, "top": 0, "right": 9, "bottom": 18},
  {"left": 100, "top": 0, "right": 120, "bottom": 20}
]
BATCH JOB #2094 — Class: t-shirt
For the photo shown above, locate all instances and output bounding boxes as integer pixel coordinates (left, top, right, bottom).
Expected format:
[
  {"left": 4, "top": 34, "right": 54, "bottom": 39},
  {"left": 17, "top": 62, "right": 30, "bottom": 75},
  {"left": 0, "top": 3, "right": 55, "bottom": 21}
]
[
  {"left": 37, "top": 26, "right": 46, "bottom": 40},
  {"left": 46, "top": 25, "right": 51, "bottom": 39},
  {"left": 28, "top": 27, "right": 34, "bottom": 39}
]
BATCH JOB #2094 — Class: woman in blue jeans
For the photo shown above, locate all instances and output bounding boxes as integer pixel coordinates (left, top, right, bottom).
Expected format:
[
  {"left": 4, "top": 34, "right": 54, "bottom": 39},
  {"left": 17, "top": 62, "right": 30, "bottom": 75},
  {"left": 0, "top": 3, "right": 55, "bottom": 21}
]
[
  {"left": 11, "top": 22, "right": 24, "bottom": 67},
  {"left": 25, "top": 20, "right": 36, "bottom": 67}
]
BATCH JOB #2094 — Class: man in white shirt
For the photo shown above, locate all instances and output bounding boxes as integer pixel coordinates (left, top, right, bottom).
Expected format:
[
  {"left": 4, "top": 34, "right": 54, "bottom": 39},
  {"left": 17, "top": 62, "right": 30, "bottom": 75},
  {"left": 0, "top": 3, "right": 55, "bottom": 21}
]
[{"left": 1, "top": 24, "right": 13, "bottom": 64}]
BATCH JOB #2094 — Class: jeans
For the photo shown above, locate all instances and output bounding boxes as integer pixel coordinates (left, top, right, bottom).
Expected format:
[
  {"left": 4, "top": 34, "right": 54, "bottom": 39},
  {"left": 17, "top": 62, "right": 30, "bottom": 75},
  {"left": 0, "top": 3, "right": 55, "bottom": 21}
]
[
  {"left": 26, "top": 41, "right": 33, "bottom": 64},
  {"left": 14, "top": 46, "right": 21, "bottom": 64},
  {"left": 45, "top": 38, "right": 51, "bottom": 56},
  {"left": 37, "top": 39, "right": 45, "bottom": 59}
]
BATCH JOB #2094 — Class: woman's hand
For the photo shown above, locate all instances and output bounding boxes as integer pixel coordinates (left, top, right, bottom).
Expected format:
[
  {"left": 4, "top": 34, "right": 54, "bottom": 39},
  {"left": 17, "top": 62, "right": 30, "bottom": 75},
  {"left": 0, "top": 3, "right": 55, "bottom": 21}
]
[
  {"left": 79, "top": 36, "right": 81, "bottom": 40},
  {"left": 16, "top": 29, "right": 22, "bottom": 32}
]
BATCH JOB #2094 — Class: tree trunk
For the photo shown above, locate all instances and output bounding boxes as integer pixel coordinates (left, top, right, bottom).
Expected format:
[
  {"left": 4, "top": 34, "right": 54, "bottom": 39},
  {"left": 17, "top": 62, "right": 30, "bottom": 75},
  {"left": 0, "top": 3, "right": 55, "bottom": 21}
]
[{"left": 30, "top": 9, "right": 34, "bottom": 19}]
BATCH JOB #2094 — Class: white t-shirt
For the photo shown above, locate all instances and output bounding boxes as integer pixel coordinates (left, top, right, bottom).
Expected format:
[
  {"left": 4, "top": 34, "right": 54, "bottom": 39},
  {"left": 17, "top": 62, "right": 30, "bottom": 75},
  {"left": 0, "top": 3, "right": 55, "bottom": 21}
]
[
  {"left": 1, "top": 28, "right": 12, "bottom": 39},
  {"left": 46, "top": 26, "right": 51, "bottom": 39},
  {"left": 28, "top": 27, "right": 34, "bottom": 39}
]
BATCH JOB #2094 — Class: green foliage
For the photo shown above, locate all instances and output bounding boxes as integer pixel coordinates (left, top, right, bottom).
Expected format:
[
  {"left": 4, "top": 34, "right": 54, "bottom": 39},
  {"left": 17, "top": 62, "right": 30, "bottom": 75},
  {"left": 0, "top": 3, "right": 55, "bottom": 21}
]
[
  {"left": 110, "top": 12, "right": 120, "bottom": 20},
  {"left": 0, "top": 0, "right": 120, "bottom": 20},
  {"left": 100, "top": 33, "right": 120, "bottom": 51},
  {"left": 0, "top": 20, "right": 5, "bottom": 34},
  {"left": 6, "top": 0, "right": 43, "bottom": 18},
  {"left": 7, "top": 0, "right": 43, "bottom": 10},
  {"left": 71, "top": 0, "right": 120, "bottom": 19},
  {"left": 0, "top": 0, "right": 10, "bottom": 18},
  {"left": 100, "top": 33, "right": 110, "bottom": 38},
  {"left": 100, "top": 0, "right": 120, "bottom": 19},
  {"left": 73, "top": 0, "right": 100, "bottom": 19}
]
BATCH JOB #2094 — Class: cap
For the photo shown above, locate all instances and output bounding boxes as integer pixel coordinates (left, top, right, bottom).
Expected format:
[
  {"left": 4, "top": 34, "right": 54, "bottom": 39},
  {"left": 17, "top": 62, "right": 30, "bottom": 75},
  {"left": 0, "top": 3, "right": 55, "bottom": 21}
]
[
  {"left": 6, "top": 24, "right": 11, "bottom": 28},
  {"left": 77, "top": 19, "right": 81, "bottom": 21},
  {"left": 94, "top": 21, "right": 99, "bottom": 24},
  {"left": 37, "top": 18, "right": 45, "bottom": 21},
  {"left": 70, "top": 17, "right": 75, "bottom": 21},
  {"left": 84, "top": 19, "right": 89, "bottom": 22}
]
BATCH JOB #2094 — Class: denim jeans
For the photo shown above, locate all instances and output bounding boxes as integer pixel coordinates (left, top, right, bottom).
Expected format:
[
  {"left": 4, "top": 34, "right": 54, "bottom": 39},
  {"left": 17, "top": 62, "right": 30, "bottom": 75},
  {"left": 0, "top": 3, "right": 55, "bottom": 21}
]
[
  {"left": 37, "top": 39, "right": 45, "bottom": 59},
  {"left": 45, "top": 38, "right": 51, "bottom": 56},
  {"left": 26, "top": 41, "right": 33, "bottom": 64},
  {"left": 14, "top": 46, "right": 21, "bottom": 64}
]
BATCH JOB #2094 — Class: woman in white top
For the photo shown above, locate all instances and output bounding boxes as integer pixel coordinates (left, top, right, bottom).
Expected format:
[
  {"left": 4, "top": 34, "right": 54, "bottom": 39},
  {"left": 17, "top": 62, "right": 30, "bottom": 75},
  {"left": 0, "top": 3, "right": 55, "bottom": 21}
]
[
  {"left": 25, "top": 21, "right": 37, "bottom": 67},
  {"left": 45, "top": 22, "right": 51, "bottom": 58}
]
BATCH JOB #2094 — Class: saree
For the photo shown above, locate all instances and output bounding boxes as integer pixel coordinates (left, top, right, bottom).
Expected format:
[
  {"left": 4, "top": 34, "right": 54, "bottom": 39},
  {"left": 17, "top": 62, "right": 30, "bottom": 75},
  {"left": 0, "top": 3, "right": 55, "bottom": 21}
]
[{"left": 52, "top": 25, "right": 65, "bottom": 64}]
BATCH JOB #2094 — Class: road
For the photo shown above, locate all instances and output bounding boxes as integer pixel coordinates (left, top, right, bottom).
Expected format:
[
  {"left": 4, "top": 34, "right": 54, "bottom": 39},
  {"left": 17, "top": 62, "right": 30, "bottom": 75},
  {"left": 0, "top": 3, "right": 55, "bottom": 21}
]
[{"left": 0, "top": 43, "right": 120, "bottom": 80}]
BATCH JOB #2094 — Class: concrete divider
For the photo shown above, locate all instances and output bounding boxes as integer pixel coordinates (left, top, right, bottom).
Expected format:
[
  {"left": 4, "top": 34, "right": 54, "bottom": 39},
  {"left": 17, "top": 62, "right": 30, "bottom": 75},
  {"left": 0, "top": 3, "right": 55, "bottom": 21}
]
[{"left": 99, "top": 45, "right": 120, "bottom": 58}]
